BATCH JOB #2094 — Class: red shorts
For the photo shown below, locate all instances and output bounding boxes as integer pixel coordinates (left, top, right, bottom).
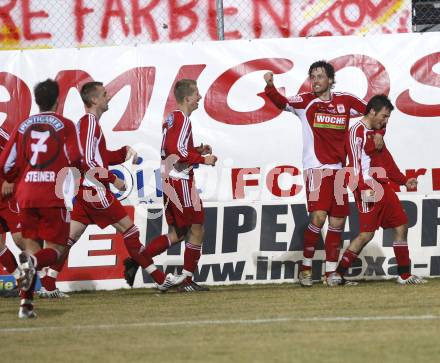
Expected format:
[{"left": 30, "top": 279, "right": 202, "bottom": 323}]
[
  {"left": 356, "top": 183, "right": 408, "bottom": 232},
  {"left": 21, "top": 207, "right": 70, "bottom": 245},
  {"left": 71, "top": 187, "right": 127, "bottom": 229},
  {"left": 0, "top": 201, "right": 21, "bottom": 234},
  {"left": 304, "top": 169, "right": 349, "bottom": 217},
  {"left": 163, "top": 177, "right": 204, "bottom": 229}
]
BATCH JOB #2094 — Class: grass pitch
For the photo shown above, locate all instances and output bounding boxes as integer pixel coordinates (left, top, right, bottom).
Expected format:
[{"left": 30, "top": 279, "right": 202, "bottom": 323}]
[{"left": 1, "top": 279, "right": 440, "bottom": 363}]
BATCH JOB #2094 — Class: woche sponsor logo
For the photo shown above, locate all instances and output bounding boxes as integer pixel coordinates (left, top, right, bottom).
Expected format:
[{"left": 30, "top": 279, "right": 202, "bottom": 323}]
[{"left": 313, "top": 113, "right": 347, "bottom": 129}]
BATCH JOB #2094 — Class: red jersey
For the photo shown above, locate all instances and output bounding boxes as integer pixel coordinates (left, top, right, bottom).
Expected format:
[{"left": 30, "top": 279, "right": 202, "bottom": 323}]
[
  {"left": 0, "top": 126, "right": 14, "bottom": 209},
  {"left": 347, "top": 120, "right": 407, "bottom": 193},
  {"left": 161, "top": 110, "right": 205, "bottom": 180},
  {"left": 0, "top": 112, "right": 82, "bottom": 208},
  {"left": 77, "top": 113, "right": 127, "bottom": 189},
  {"left": 265, "top": 85, "right": 366, "bottom": 169}
]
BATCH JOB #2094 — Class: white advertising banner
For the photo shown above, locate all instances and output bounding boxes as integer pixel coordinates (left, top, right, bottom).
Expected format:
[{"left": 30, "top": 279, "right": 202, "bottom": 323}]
[{"left": 1, "top": 32, "right": 440, "bottom": 290}]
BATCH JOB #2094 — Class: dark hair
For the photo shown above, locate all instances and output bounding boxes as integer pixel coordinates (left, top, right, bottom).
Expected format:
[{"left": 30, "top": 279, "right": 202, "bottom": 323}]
[
  {"left": 34, "top": 79, "right": 59, "bottom": 111},
  {"left": 366, "top": 94, "right": 394, "bottom": 114},
  {"left": 80, "top": 81, "right": 103, "bottom": 107},
  {"left": 308, "top": 60, "right": 335, "bottom": 81},
  {"left": 174, "top": 79, "right": 197, "bottom": 103}
]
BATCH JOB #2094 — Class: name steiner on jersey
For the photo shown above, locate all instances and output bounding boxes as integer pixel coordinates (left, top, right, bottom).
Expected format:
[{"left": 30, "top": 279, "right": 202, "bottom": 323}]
[{"left": 25, "top": 171, "right": 56, "bottom": 182}]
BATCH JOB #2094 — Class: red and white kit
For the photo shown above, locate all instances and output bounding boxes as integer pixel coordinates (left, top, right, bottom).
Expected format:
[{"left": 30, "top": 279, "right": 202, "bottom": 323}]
[
  {"left": 71, "top": 113, "right": 128, "bottom": 228},
  {"left": 161, "top": 110, "right": 206, "bottom": 229},
  {"left": 0, "top": 126, "right": 20, "bottom": 234},
  {"left": 0, "top": 113, "right": 81, "bottom": 243},
  {"left": 347, "top": 120, "right": 408, "bottom": 232},
  {"left": 265, "top": 86, "right": 366, "bottom": 214}
]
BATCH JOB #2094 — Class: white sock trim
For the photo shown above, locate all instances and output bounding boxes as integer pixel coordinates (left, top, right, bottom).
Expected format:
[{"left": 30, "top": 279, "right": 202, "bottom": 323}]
[
  {"left": 46, "top": 268, "right": 59, "bottom": 279},
  {"left": 325, "top": 261, "right": 338, "bottom": 273},
  {"left": 38, "top": 269, "right": 47, "bottom": 279},
  {"left": 20, "top": 298, "right": 33, "bottom": 306},
  {"left": 182, "top": 269, "right": 193, "bottom": 277},
  {"left": 145, "top": 264, "right": 157, "bottom": 274},
  {"left": 302, "top": 258, "right": 312, "bottom": 267}
]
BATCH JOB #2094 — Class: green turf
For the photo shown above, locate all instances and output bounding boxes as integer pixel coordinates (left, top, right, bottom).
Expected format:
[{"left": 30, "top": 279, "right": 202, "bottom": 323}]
[{"left": 1, "top": 279, "right": 440, "bottom": 363}]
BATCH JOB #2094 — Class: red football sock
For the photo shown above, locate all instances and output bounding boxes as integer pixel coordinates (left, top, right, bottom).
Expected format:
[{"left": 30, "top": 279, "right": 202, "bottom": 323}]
[
  {"left": 144, "top": 264, "right": 166, "bottom": 285},
  {"left": 183, "top": 242, "right": 201, "bottom": 282},
  {"left": 41, "top": 237, "right": 75, "bottom": 291},
  {"left": 336, "top": 249, "right": 358, "bottom": 276},
  {"left": 144, "top": 234, "right": 171, "bottom": 257},
  {"left": 123, "top": 226, "right": 166, "bottom": 284},
  {"left": 302, "top": 223, "right": 321, "bottom": 271},
  {"left": 123, "top": 225, "right": 151, "bottom": 268},
  {"left": 34, "top": 248, "right": 59, "bottom": 270},
  {"left": 0, "top": 245, "right": 18, "bottom": 274},
  {"left": 393, "top": 241, "right": 411, "bottom": 278},
  {"left": 41, "top": 264, "right": 65, "bottom": 291},
  {"left": 324, "top": 226, "right": 343, "bottom": 276},
  {"left": 40, "top": 275, "right": 56, "bottom": 291}
]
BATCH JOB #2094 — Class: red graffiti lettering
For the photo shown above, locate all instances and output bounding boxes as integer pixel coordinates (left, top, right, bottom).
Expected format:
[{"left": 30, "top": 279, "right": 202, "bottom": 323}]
[
  {"left": 253, "top": 0, "right": 291, "bottom": 38},
  {"left": 101, "top": 0, "right": 129, "bottom": 39},
  {"left": 169, "top": 0, "right": 198, "bottom": 40},
  {"left": 22, "top": 0, "right": 51, "bottom": 41},
  {"left": 300, "top": 0, "right": 397, "bottom": 37},
  {"left": 131, "top": 0, "right": 160, "bottom": 41},
  {"left": 0, "top": 0, "right": 19, "bottom": 42},
  {"left": 207, "top": 0, "right": 241, "bottom": 40},
  {"left": 74, "top": 0, "right": 94, "bottom": 42}
]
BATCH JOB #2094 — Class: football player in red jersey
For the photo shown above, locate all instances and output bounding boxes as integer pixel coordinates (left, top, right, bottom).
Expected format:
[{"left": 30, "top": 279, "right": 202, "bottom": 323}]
[
  {"left": 124, "top": 79, "right": 217, "bottom": 292},
  {"left": 0, "top": 79, "right": 82, "bottom": 317},
  {"left": 41, "top": 81, "right": 186, "bottom": 296},
  {"left": 0, "top": 126, "right": 24, "bottom": 297},
  {"left": 326, "top": 94, "right": 427, "bottom": 286},
  {"left": 264, "top": 61, "right": 384, "bottom": 286}
]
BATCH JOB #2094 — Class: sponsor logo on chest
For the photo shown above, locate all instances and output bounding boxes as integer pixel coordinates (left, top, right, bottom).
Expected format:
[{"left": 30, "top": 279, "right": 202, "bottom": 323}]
[{"left": 313, "top": 113, "right": 348, "bottom": 130}]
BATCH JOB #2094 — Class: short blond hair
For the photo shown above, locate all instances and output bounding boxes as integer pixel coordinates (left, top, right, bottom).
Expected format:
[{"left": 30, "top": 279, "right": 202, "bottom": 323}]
[{"left": 174, "top": 79, "right": 197, "bottom": 103}]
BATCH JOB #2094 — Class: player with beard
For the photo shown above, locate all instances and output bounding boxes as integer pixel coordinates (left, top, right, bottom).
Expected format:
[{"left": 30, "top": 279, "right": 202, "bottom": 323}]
[{"left": 264, "top": 61, "right": 384, "bottom": 286}]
